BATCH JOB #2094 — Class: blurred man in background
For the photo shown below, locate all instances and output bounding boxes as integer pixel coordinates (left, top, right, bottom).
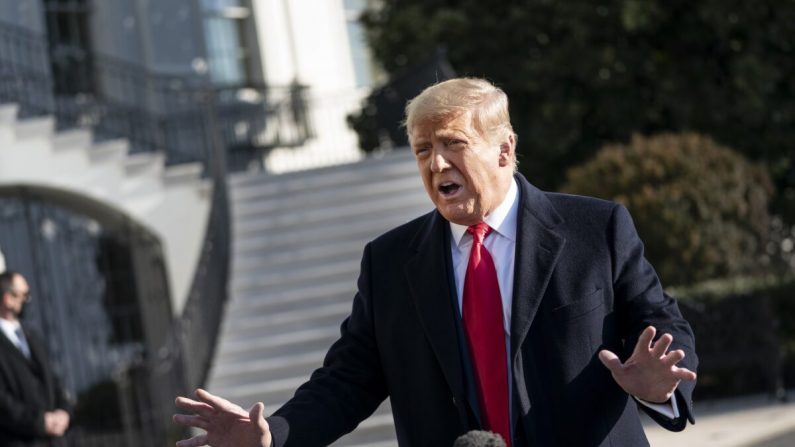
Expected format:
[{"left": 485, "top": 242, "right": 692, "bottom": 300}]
[{"left": 0, "top": 271, "right": 72, "bottom": 447}]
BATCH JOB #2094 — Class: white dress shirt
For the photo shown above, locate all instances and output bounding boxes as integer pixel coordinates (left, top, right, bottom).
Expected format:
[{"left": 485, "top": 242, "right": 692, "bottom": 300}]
[
  {"left": 447, "top": 178, "right": 678, "bottom": 420},
  {"left": 0, "top": 318, "right": 31, "bottom": 359}
]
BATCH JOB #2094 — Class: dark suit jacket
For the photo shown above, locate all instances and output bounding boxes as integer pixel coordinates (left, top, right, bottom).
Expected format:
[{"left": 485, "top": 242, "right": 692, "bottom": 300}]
[
  {"left": 268, "top": 174, "right": 697, "bottom": 446},
  {"left": 0, "top": 325, "right": 71, "bottom": 447}
]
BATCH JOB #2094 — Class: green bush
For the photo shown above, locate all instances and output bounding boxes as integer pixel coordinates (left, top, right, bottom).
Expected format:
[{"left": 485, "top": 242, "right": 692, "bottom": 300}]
[
  {"left": 563, "top": 133, "right": 773, "bottom": 286},
  {"left": 671, "top": 275, "right": 795, "bottom": 399},
  {"left": 360, "top": 0, "right": 795, "bottom": 192}
]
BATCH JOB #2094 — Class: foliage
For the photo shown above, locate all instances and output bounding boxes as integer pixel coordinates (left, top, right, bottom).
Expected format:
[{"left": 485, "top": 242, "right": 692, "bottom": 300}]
[
  {"left": 671, "top": 275, "right": 795, "bottom": 399},
  {"left": 563, "top": 133, "right": 773, "bottom": 286},
  {"left": 359, "top": 0, "right": 795, "bottom": 191}
]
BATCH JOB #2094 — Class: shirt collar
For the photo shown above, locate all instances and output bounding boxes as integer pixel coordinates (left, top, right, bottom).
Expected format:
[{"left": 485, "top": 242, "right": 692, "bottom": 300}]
[
  {"left": 0, "top": 318, "right": 21, "bottom": 339},
  {"left": 0, "top": 318, "right": 20, "bottom": 330},
  {"left": 450, "top": 177, "right": 519, "bottom": 247}
]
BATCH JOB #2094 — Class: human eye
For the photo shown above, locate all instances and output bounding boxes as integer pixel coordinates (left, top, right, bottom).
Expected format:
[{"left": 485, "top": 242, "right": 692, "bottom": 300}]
[
  {"left": 445, "top": 138, "right": 466, "bottom": 148},
  {"left": 414, "top": 145, "right": 431, "bottom": 158}
]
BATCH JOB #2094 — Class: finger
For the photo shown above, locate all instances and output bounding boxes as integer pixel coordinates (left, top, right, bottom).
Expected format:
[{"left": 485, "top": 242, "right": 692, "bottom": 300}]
[
  {"left": 662, "top": 349, "right": 686, "bottom": 366},
  {"left": 598, "top": 349, "right": 623, "bottom": 373},
  {"left": 633, "top": 326, "right": 656, "bottom": 357},
  {"left": 176, "top": 433, "right": 208, "bottom": 447},
  {"left": 651, "top": 333, "right": 673, "bottom": 358},
  {"left": 196, "top": 389, "right": 243, "bottom": 414},
  {"left": 175, "top": 396, "right": 214, "bottom": 417},
  {"left": 249, "top": 402, "right": 265, "bottom": 421},
  {"left": 173, "top": 413, "right": 210, "bottom": 430},
  {"left": 250, "top": 402, "right": 272, "bottom": 441},
  {"left": 672, "top": 366, "right": 697, "bottom": 381}
]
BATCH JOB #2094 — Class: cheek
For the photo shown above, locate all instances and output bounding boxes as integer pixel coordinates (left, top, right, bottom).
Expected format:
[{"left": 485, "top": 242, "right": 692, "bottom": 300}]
[
  {"left": 418, "top": 172, "right": 437, "bottom": 198},
  {"left": 418, "top": 171, "right": 432, "bottom": 189}
]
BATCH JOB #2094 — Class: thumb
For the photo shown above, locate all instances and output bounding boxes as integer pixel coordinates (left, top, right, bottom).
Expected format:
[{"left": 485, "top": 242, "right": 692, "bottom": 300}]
[
  {"left": 598, "top": 349, "right": 623, "bottom": 373},
  {"left": 249, "top": 402, "right": 265, "bottom": 422},
  {"left": 250, "top": 402, "right": 271, "bottom": 437}
]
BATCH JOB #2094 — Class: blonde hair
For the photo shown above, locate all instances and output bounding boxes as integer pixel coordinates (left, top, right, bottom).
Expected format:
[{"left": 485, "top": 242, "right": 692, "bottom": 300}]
[{"left": 404, "top": 77, "right": 516, "bottom": 146}]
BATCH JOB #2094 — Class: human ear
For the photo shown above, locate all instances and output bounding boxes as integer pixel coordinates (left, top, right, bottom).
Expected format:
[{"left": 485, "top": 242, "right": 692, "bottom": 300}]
[{"left": 498, "top": 134, "right": 515, "bottom": 167}]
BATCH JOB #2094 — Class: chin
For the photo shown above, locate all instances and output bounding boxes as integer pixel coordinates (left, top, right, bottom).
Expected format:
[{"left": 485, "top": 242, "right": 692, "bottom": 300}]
[{"left": 439, "top": 209, "right": 478, "bottom": 225}]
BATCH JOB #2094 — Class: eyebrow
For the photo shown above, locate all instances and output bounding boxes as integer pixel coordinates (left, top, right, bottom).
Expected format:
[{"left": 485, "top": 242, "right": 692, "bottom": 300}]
[
  {"left": 411, "top": 138, "right": 430, "bottom": 148},
  {"left": 411, "top": 124, "right": 473, "bottom": 146}
]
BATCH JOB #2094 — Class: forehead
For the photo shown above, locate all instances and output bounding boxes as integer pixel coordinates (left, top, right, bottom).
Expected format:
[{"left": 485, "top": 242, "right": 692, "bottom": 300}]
[
  {"left": 410, "top": 112, "right": 477, "bottom": 142},
  {"left": 12, "top": 275, "right": 28, "bottom": 290}
]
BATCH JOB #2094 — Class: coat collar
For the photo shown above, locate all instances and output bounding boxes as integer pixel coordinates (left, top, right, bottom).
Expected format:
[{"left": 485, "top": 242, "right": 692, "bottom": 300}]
[
  {"left": 510, "top": 173, "right": 566, "bottom": 360},
  {"left": 0, "top": 322, "right": 40, "bottom": 370}
]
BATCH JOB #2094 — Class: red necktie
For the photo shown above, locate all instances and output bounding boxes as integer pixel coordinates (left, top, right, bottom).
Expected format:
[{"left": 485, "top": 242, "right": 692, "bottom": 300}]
[{"left": 462, "top": 223, "right": 511, "bottom": 446}]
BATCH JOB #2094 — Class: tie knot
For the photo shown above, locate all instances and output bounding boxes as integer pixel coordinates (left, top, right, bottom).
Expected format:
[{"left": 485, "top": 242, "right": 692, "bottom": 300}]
[{"left": 467, "top": 222, "right": 492, "bottom": 244}]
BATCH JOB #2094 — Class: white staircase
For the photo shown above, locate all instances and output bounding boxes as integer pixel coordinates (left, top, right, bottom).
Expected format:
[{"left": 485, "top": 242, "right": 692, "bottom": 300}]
[
  {"left": 207, "top": 150, "right": 432, "bottom": 446},
  {"left": 0, "top": 103, "right": 212, "bottom": 313}
]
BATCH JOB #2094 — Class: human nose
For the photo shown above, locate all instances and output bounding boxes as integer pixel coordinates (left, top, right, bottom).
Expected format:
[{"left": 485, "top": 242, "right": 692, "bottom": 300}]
[{"left": 429, "top": 149, "right": 450, "bottom": 173}]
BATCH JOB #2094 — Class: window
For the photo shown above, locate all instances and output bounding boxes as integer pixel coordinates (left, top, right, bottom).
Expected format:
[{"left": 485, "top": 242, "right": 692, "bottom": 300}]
[
  {"left": 343, "top": 0, "right": 376, "bottom": 88},
  {"left": 43, "top": 0, "right": 93, "bottom": 95},
  {"left": 200, "top": 0, "right": 251, "bottom": 86}
]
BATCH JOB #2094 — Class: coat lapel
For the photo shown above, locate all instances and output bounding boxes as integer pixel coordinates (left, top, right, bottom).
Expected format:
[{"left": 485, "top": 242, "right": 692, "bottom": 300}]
[
  {"left": 26, "top": 330, "right": 50, "bottom": 381},
  {"left": 0, "top": 329, "right": 26, "bottom": 362},
  {"left": 404, "top": 211, "right": 466, "bottom": 401},
  {"left": 510, "top": 174, "right": 566, "bottom": 361}
]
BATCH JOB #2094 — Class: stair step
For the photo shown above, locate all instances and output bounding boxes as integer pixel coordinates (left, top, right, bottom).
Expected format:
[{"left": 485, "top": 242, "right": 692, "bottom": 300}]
[
  {"left": 125, "top": 151, "right": 165, "bottom": 176},
  {"left": 232, "top": 175, "right": 424, "bottom": 220},
  {"left": 232, "top": 253, "right": 359, "bottom": 283},
  {"left": 209, "top": 151, "right": 431, "bottom": 445},
  {"left": 230, "top": 153, "right": 418, "bottom": 202},
  {"left": 233, "top": 237, "right": 364, "bottom": 273},
  {"left": 0, "top": 103, "right": 19, "bottom": 124},
  {"left": 210, "top": 350, "right": 327, "bottom": 387},
  {"left": 14, "top": 115, "right": 55, "bottom": 140},
  {"left": 231, "top": 260, "right": 359, "bottom": 294},
  {"left": 221, "top": 302, "right": 350, "bottom": 341},
  {"left": 164, "top": 161, "right": 204, "bottom": 185},
  {"left": 226, "top": 280, "right": 353, "bottom": 318},
  {"left": 216, "top": 327, "right": 339, "bottom": 365},
  {"left": 233, "top": 205, "right": 431, "bottom": 254},
  {"left": 90, "top": 138, "right": 128, "bottom": 163},
  {"left": 233, "top": 192, "right": 428, "bottom": 235},
  {"left": 214, "top": 375, "right": 309, "bottom": 405},
  {"left": 52, "top": 128, "right": 92, "bottom": 151}
]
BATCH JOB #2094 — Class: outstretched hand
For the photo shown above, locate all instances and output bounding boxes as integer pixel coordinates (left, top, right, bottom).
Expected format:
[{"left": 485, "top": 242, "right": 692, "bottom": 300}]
[
  {"left": 173, "top": 388, "right": 272, "bottom": 447},
  {"left": 599, "top": 326, "right": 697, "bottom": 404}
]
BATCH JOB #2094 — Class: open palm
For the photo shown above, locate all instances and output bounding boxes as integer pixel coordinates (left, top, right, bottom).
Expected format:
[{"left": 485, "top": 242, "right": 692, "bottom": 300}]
[
  {"left": 174, "top": 389, "right": 272, "bottom": 447},
  {"left": 599, "top": 326, "right": 697, "bottom": 403}
]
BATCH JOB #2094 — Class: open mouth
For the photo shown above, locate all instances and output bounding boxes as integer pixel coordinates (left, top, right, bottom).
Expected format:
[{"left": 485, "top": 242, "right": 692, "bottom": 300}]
[{"left": 438, "top": 182, "right": 462, "bottom": 197}]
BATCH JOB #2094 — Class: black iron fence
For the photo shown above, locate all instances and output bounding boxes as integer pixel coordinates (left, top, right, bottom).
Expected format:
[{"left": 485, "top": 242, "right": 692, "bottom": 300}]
[
  {"left": 0, "top": 20, "right": 312, "bottom": 171},
  {"left": 0, "top": 22, "right": 53, "bottom": 118},
  {"left": 0, "top": 18, "right": 258, "bottom": 446}
]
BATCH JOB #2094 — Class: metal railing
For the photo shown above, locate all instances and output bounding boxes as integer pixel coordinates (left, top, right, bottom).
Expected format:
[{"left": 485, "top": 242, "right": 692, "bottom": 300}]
[
  {"left": 0, "top": 22, "right": 53, "bottom": 118},
  {"left": 0, "top": 19, "right": 257, "bottom": 446},
  {"left": 175, "top": 93, "right": 231, "bottom": 392},
  {"left": 0, "top": 20, "right": 313, "bottom": 171}
]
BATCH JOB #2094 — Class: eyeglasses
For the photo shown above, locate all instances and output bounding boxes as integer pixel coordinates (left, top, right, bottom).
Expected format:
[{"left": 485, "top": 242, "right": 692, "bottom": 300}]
[{"left": 10, "top": 290, "right": 31, "bottom": 301}]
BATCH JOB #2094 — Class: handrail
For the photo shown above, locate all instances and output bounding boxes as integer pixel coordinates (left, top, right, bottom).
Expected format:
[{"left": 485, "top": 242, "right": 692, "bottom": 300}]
[
  {"left": 0, "top": 19, "right": 244, "bottom": 444},
  {"left": 0, "top": 20, "right": 313, "bottom": 171}
]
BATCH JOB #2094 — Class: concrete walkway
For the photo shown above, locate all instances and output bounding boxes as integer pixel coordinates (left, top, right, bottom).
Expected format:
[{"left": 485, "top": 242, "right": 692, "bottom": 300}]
[{"left": 644, "top": 393, "right": 795, "bottom": 447}]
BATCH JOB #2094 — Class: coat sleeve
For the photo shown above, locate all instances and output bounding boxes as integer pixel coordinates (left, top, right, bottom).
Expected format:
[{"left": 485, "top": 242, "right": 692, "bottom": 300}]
[
  {"left": 267, "top": 243, "right": 389, "bottom": 447},
  {"left": 0, "top": 360, "right": 48, "bottom": 438},
  {"left": 608, "top": 204, "right": 698, "bottom": 431}
]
